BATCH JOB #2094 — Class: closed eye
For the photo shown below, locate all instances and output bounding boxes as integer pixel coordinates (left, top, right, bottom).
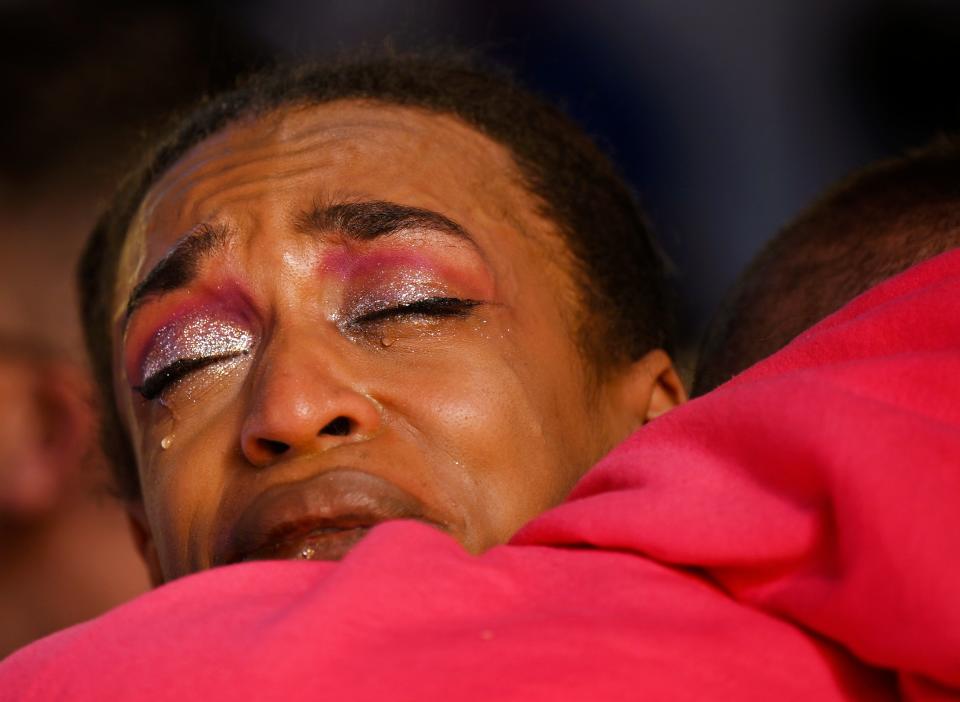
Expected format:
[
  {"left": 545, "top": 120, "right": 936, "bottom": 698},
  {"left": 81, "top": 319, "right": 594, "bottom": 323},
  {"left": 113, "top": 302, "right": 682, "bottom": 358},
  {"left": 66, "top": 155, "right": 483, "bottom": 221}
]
[
  {"left": 352, "top": 297, "right": 481, "bottom": 325},
  {"left": 134, "top": 351, "right": 250, "bottom": 400}
]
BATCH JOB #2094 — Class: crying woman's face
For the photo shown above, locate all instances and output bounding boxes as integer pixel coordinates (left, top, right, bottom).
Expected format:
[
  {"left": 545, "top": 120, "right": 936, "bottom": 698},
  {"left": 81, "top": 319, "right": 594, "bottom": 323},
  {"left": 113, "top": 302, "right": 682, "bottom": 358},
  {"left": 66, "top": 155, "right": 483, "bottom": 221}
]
[{"left": 112, "top": 101, "right": 679, "bottom": 582}]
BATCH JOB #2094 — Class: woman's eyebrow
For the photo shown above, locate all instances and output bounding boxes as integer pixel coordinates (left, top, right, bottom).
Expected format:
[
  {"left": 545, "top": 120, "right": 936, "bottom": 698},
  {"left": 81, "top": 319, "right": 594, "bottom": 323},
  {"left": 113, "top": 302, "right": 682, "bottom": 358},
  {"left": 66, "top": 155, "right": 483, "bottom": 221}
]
[
  {"left": 294, "top": 200, "right": 477, "bottom": 246},
  {"left": 123, "top": 201, "right": 479, "bottom": 328},
  {"left": 123, "top": 222, "right": 231, "bottom": 327}
]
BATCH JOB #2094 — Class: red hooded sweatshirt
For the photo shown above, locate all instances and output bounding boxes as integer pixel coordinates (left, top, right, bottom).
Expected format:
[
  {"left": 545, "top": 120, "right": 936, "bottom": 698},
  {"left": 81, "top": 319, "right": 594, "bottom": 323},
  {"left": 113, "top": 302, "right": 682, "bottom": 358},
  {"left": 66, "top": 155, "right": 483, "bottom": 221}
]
[{"left": 3, "top": 250, "right": 959, "bottom": 701}]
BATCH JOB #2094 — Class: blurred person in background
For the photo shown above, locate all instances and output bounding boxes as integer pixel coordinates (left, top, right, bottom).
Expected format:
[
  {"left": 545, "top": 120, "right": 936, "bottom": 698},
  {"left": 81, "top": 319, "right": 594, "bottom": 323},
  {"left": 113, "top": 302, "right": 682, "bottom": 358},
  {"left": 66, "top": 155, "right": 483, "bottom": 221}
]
[{"left": 0, "top": 336, "right": 148, "bottom": 658}]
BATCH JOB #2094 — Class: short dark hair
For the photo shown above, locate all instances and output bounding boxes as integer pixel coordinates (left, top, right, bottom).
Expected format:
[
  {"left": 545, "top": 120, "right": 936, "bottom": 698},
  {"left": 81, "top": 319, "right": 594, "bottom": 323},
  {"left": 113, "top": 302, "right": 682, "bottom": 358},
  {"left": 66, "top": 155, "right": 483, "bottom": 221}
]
[
  {"left": 694, "top": 137, "right": 960, "bottom": 396},
  {"left": 78, "top": 54, "right": 675, "bottom": 500}
]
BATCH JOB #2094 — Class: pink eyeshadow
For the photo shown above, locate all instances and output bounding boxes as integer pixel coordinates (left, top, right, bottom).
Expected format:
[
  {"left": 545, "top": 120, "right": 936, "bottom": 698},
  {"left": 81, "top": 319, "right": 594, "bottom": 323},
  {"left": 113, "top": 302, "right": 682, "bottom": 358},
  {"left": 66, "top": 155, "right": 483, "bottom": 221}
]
[
  {"left": 126, "top": 283, "right": 257, "bottom": 385},
  {"left": 319, "top": 247, "right": 492, "bottom": 301},
  {"left": 320, "top": 249, "right": 445, "bottom": 280}
]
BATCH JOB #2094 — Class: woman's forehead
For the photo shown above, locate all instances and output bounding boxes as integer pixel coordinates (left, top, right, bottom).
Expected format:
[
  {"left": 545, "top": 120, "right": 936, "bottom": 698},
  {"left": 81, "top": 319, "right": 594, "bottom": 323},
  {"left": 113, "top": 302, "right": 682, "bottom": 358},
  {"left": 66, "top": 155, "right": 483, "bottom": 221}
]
[
  {"left": 112, "top": 100, "right": 559, "bottom": 326},
  {"left": 140, "top": 100, "right": 523, "bottom": 222}
]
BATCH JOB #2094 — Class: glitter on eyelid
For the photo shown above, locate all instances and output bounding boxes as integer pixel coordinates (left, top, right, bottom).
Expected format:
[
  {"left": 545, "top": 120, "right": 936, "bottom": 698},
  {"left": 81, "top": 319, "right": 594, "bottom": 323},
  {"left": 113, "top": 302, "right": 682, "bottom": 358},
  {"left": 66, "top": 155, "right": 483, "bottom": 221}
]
[
  {"left": 141, "top": 315, "right": 254, "bottom": 383},
  {"left": 343, "top": 270, "right": 446, "bottom": 320}
]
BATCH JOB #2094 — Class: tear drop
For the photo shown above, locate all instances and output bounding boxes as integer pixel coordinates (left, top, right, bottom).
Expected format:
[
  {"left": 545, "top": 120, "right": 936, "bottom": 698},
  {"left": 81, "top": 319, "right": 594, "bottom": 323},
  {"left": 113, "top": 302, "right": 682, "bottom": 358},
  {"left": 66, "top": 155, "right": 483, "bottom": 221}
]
[
  {"left": 160, "top": 435, "right": 173, "bottom": 450},
  {"left": 380, "top": 335, "right": 395, "bottom": 347}
]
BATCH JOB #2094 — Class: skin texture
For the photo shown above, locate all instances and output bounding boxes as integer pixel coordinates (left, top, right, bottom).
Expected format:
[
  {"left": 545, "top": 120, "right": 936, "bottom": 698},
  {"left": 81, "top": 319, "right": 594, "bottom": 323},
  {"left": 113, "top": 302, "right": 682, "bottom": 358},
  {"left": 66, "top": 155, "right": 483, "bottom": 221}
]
[{"left": 112, "top": 101, "right": 685, "bottom": 583}]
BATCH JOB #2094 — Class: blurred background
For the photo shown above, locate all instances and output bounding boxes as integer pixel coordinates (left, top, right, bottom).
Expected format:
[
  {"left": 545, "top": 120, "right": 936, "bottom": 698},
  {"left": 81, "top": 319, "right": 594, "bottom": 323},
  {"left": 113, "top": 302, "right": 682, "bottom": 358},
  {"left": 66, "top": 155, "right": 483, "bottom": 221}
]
[{"left": 4, "top": 0, "right": 960, "bottom": 655}]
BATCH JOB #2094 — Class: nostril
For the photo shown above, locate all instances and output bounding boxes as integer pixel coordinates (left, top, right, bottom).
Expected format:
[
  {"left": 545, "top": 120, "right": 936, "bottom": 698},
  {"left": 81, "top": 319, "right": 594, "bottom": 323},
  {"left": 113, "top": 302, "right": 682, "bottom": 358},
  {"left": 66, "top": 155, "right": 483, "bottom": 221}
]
[
  {"left": 256, "top": 438, "right": 290, "bottom": 456},
  {"left": 320, "top": 416, "right": 352, "bottom": 437}
]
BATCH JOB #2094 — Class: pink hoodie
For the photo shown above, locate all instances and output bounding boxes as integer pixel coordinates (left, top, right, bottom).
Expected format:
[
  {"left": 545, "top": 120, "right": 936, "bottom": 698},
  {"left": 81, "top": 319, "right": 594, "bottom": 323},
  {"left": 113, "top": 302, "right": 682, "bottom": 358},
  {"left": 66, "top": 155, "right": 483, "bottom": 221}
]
[{"left": 4, "top": 249, "right": 959, "bottom": 701}]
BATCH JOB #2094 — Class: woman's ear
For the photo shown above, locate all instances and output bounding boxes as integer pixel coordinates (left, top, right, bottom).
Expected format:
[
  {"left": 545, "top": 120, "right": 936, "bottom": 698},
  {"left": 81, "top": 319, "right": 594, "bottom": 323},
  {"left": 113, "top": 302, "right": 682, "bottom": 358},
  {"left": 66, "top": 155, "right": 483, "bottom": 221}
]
[
  {"left": 126, "top": 501, "right": 164, "bottom": 587},
  {"left": 640, "top": 349, "right": 687, "bottom": 422},
  {"left": 608, "top": 348, "right": 687, "bottom": 436}
]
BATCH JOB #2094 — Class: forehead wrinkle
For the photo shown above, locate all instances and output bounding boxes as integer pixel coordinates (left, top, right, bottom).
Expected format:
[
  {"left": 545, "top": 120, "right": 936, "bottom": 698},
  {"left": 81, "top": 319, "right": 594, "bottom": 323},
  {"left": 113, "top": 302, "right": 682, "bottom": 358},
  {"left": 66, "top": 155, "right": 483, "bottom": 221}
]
[
  {"left": 272, "top": 99, "right": 436, "bottom": 141},
  {"left": 150, "top": 104, "right": 431, "bottom": 201},
  {"left": 147, "top": 100, "right": 525, "bottom": 235},
  {"left": 160, "top": 168, "right": 329, "bottom": 233},
  {"left": 145, "top": 147, "right": 306, "bottom": 221},
  {"left": 145, "top": 136, "right": 381, "bottom": 234},
  {"left": 150, "top": 101, "right": 509, "bottom": 216}
]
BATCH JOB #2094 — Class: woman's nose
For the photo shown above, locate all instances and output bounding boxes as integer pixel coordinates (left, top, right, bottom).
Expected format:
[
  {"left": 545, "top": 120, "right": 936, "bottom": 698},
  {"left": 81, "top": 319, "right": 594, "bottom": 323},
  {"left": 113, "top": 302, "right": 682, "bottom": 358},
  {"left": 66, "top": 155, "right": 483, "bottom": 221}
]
[{"left": 239, "top": 343, "right": 382, "bottom": 468}]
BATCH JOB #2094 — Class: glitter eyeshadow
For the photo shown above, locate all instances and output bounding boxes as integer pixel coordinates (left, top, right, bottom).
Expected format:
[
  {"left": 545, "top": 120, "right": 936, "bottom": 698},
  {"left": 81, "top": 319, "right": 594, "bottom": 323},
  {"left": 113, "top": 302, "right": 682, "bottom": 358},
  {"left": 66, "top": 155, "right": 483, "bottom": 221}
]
[
  {"left": 141, "top": 314, "right": 254, "bottom": 385},
  {"left": 343, "top": 270, "right": 445, "bottom": 321}
]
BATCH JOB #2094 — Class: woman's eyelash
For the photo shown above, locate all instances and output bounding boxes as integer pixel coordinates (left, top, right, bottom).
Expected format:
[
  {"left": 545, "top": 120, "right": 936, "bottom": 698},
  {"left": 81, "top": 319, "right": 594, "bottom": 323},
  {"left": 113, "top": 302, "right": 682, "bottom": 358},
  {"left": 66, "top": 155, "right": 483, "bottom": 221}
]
[
  {"left": 135, "top": 352, "right": 249, "bottom": 400},
  {"left": 135, "top": 299, "right": 475, "bottom": 400},
  {"left": 352, "top": 297, "right": 481, "bottom": 325}
]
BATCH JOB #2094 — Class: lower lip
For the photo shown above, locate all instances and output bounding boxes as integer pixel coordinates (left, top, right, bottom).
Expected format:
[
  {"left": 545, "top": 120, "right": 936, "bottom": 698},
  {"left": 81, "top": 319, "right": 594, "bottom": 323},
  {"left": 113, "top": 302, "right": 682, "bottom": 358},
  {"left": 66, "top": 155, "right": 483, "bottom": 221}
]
[{"left": 246, "top": 526, "right": 372, "bottom": 563}]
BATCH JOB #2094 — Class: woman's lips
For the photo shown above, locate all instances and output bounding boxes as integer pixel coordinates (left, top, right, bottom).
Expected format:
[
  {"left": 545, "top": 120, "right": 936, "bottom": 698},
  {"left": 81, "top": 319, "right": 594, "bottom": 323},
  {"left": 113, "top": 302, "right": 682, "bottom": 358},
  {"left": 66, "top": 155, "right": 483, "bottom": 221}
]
[
  {"left": 245, "top": 525, "right": 372, "bottom": 562},
  {"left": 216, "top": 468, "right": 443, "bottom": 566}
]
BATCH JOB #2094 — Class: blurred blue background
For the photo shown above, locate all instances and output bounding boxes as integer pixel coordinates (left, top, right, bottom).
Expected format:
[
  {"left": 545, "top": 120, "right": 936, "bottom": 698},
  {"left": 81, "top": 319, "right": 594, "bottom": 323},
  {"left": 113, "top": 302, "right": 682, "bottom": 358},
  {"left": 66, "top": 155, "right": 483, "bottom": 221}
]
[{"left": 4, "top": 0, "right": 960, "bottom": 348}]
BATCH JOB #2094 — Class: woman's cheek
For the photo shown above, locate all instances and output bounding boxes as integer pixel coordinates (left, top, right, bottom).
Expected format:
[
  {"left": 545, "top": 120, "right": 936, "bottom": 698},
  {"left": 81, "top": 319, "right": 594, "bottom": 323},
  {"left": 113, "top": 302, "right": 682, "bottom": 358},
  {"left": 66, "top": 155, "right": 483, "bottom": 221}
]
[
  {"left": 387, "top": 344, "right": 545, "bottom": 502},
  {"left": 141, "top": 414, "right": 238, "bottom": 577},
  {"left": 133, "top": 360, "right": 250, "bottom": 555},
  {"left": 132, "top": 355, "right": 251, "bottom": 462}
]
